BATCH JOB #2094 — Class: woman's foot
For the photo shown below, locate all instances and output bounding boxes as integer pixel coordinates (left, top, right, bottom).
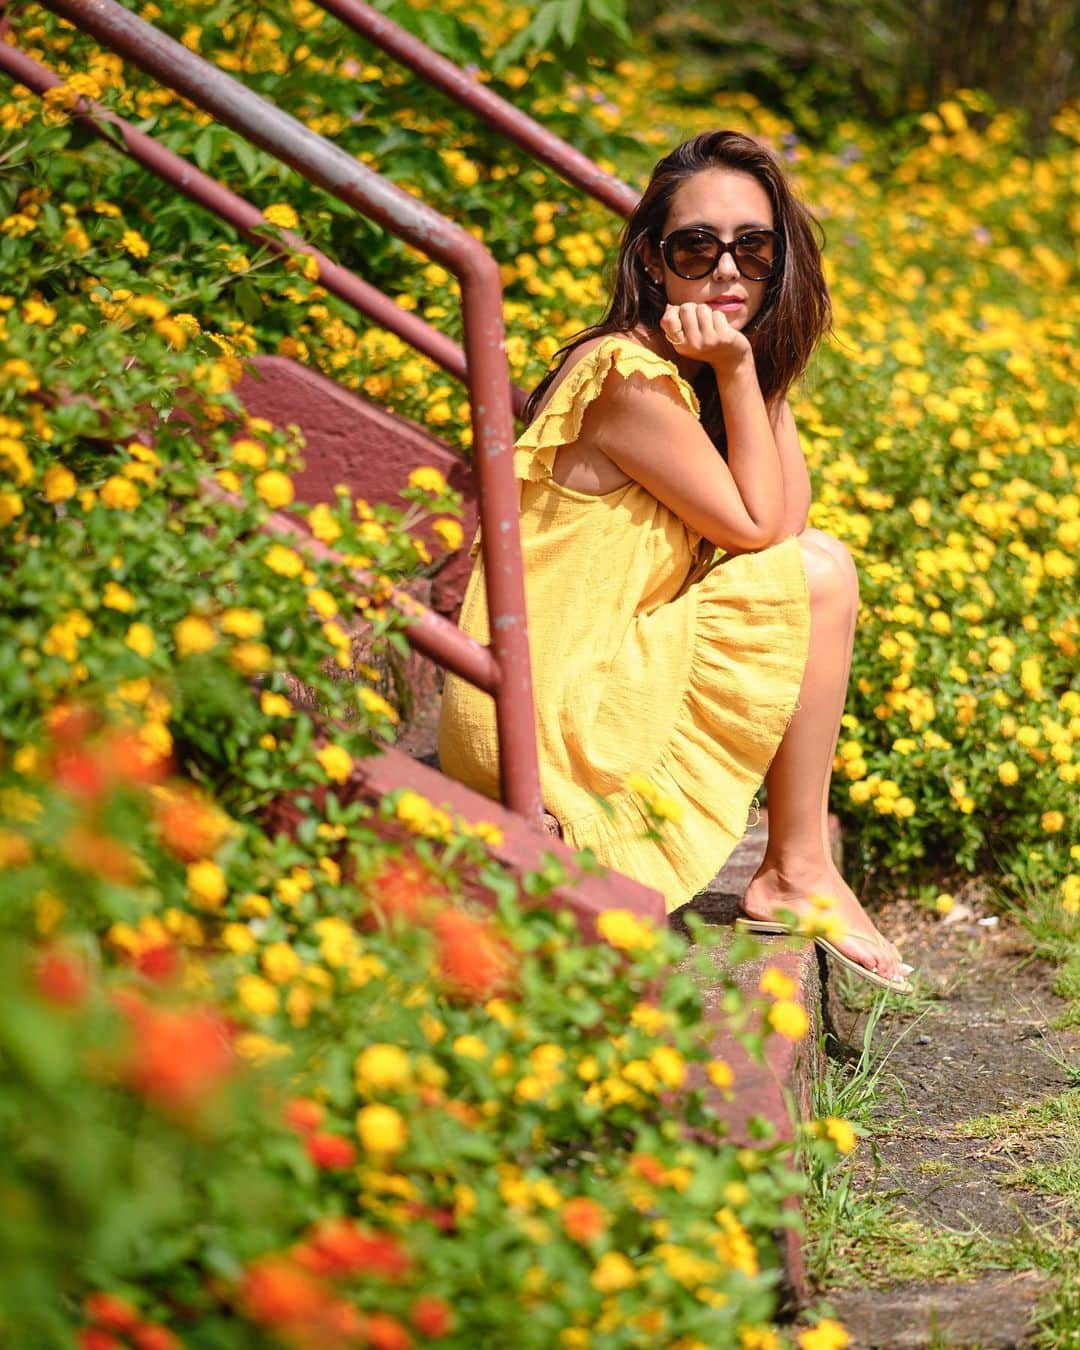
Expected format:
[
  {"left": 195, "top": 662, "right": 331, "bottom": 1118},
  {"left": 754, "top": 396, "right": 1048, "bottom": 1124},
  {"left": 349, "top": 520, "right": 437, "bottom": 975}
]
[{"left": 741, "top": 862, "right": 908, "bottom": 984}]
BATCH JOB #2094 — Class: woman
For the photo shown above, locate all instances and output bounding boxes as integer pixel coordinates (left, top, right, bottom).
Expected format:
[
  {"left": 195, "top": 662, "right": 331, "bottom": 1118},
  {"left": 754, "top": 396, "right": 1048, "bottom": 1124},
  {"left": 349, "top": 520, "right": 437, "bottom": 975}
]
[{"left": 439, "top": 130, "right": 912, "bottom": 992}]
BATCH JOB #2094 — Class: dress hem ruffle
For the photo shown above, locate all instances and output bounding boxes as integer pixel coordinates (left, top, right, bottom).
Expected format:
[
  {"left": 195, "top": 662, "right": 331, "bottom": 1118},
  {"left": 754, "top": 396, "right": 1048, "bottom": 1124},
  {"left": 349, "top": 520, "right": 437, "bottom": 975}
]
[{"left": 555, "top": 536, "right": 810, "bottom": 914}]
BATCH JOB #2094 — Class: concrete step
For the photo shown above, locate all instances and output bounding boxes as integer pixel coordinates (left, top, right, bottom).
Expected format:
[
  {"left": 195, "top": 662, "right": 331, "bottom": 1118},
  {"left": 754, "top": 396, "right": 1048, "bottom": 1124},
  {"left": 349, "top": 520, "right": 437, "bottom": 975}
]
[{"left": 671, "top": 812, "right": 842, "bottom": 1306}]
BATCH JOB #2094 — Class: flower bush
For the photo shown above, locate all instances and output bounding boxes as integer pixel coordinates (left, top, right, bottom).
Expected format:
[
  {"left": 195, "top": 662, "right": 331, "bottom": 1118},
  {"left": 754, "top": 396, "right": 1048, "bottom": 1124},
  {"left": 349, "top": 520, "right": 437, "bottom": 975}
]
[
  {"left": 4, "top": 0, "right": 1073, "bottom": 903},
  {"left": 0, "top": 0, "right": 1076, "bottom": 1339},
  {"left": 0, "top": 699, "right": 829, "bottom": 1346},
  {"left": 0, "top": 22, "right": 859, "bottom": 1345}
]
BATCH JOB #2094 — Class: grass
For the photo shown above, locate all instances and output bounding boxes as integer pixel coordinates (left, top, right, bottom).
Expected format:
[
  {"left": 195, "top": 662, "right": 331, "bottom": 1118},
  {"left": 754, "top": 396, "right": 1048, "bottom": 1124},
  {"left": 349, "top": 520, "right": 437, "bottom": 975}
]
[{"left": 804, "top": 899, "right": 1080, "bottom": 1344}]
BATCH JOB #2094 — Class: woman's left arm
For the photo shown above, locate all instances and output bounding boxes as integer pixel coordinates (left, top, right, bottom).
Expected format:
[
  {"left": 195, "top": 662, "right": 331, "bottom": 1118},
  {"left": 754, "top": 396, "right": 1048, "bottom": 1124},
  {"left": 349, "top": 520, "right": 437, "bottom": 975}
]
[{"left": 771, "top": 398, "right": 811, "bottom": 536}]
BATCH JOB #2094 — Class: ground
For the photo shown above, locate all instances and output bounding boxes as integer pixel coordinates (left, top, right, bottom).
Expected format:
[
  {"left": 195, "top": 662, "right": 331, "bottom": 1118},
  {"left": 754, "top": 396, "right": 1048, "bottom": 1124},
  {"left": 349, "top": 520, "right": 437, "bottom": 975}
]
[{"left": 813, "top": 894, "right": 1080, "bottom": 1349}]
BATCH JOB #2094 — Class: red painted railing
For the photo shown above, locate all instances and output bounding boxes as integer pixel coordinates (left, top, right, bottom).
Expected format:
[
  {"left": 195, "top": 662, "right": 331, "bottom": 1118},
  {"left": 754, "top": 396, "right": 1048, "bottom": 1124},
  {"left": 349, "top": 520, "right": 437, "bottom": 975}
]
[
  {"left": 18, "top": 0, "right": 545, "bottom": 823},
  {"left": 315, "top": 0, "right": 640, "bottom": 218},
  {"left": 0, "top": 41, "right": 515, "bottom": 406}
]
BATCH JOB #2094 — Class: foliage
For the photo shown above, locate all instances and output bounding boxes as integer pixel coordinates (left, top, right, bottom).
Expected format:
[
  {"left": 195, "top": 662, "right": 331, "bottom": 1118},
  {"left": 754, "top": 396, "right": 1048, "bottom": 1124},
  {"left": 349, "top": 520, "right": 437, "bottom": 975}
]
[
  {"left": 0, "top": 0, "right": 1077, "bottom": 1337},
  {"left": 4, "top": 3, "right": 1075, "bottom": 900},
  {"left": 631, "top": 0, "right": 1077, "bottom": 138},
  {"left": 0, "top": 37, "right": 849, "bottom": 1347}
]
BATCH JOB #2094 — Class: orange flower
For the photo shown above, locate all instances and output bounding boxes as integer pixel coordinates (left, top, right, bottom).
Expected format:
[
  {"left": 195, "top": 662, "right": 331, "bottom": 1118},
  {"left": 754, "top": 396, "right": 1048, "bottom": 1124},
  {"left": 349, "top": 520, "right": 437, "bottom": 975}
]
[
  {"left": 130, "top": 1326, "right": 181, "bottom": 1350},
  {"left": 51, "top": 744, "right": 110, "bottom": 800},
  {"left": 155, "top": 785, "right": 230, "bottom": 861},
  {"left": 84, "top": 1294, "right": 140, "bottom": 1334},
  {"left": 364, "top": 1313, "right": 413, "bottom": 1350},
  {"left": 562, "top": 1196, "right": 607, "bottom": 1242},
  {"left": 410, "top": 1297, "right": 452, "bottom": 1338},
  {"left": 630, "top": 1153, "right": 665, "bottom": 1184},
  {"left": 107, "top": 728, "right": 171, "bottom": 786},
  {"left": 305, "top": 1133, "right": 357, "bottom": 1170},
  {"left": 297, "top": 1219, "right": 411, "bottom": 1281},
  {"left": 433, "top": 907, "right": 514, "bottom": 1002},
  {"left": 284, "top": 1097, "right": 325, "bottom": 1135},
  {"left": 366, "top": 853, "right": 449, "bottom": 927},
  {"left": 116, "top": 992, "right": 235, "bottom": 1120},
  {"left": 34, "top": 944, "right": 89, "bottom": 1007},
  {"left": 62, "top": 824, "right": 143, "bottom": 886},
  {"left": 241, "top": 1256, "right": 330, "bottom": 1327}
]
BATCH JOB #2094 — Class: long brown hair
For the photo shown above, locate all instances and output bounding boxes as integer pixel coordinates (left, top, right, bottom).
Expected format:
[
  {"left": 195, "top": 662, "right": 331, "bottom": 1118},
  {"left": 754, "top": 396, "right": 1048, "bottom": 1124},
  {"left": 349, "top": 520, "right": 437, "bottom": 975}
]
[{"left": 522, "top": 130, "right": 831, "bottom": 450}]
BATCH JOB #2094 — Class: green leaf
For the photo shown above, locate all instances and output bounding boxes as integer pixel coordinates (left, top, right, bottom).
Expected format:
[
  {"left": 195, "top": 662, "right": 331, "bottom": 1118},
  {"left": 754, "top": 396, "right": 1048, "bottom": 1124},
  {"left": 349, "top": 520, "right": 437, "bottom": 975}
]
[{"left": 558, "top": 0, "right": 586, "bottom": 48}]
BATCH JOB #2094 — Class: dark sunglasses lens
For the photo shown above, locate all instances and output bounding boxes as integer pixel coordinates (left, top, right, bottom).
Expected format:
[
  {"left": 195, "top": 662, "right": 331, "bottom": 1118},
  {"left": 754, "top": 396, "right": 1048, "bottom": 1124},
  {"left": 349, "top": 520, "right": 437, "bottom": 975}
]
[
  {"left": 734, "top": 232, "right": 778, "bottom": 279},
  {"left": 665, "top": 230, "right": 719, "bottom": 278}
]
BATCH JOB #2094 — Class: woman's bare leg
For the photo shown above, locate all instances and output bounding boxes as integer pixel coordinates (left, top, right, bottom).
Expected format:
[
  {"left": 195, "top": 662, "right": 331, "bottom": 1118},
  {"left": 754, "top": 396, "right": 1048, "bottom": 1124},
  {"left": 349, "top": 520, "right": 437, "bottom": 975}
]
[{"left": 741, "top": 528, "right": 908, "bottom": 981}]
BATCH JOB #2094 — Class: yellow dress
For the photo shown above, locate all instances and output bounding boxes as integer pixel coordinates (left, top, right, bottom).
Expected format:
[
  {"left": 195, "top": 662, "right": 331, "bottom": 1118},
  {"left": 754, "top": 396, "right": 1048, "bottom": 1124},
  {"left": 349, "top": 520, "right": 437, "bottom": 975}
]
[{"left": 438, "top": 335, "right": 811, "bottom": 913}]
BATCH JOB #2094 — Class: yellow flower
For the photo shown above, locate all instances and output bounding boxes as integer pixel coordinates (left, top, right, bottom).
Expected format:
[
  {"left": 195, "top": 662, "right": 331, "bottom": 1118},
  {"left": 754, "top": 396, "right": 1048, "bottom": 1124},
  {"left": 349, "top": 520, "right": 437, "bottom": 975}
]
[
  {"left": 1020, "top": 658, "right": 1043, "bottom": 699},
  {"left": 307, "top": 588, "right": 338, "bottom": 619},
  {"left": 236, "top": 973, "right": 280, "bottom": 1016},
  {"left": 0, "top": 492, "right": 24, "bottom": 526},
  {"left": 823, "top": 1117, "right": 858, "bottom": 1154},
  {"left": 22, "top": 298, "right": 56, "bottom": 326},
  {"left": 222, "top": 922, "right": 257, "bottom": 954},
  {"left": 408, "top": 466, "right": 447, "bottom": 494},
  {"left": 759, "top": 966, "right": 796, "bottom": 1000},
  {"left": 187, "top": 859, "right": 227, "bottom": 909},
  {"left": 706, "top": 1058, "right": 735, "bottom": 1090},
  {"left": 358, "top": 687, "right": 399, "bottom": 724},
  {"left": 739, "top": 1326, "right": 781, "bottom": 1350},
  {"left": 260, "top": 690, "right": 292, "bottom": 718},
  {"left": 232, "top": 439, "right": 267, "bottom": 469},
  {"left": 263, "top": 543, "right": 304, "bottom": 577},
  {"left": 307, "top": 502, "right": 342, "bottom": 543},
  {"left": 261, "top": 942, "right": 303, "bottom": 984},
  {"left": 935, "top": 893, "right": 955, "bottom": 915},
  {"left": 768, "top": 1000, "right": 809, "bottom": 1041},
  {"left": 316, "top": 743, "right": 352, "bottom": 784},
  {"left": 432, "top": 518, "right": 464, "bottom": 550},
  {"left": 998, "top": 761, "right": 1019, "bottom": 786},
  {"left": 125, "top": 623, "right": 156, "bottom": 658},
  {"left": 1041, "top": 811, "right": 1064, "bottom": 833},
  {"left": 255, "top": 469, "right": 294, "bottom": 509},
  {"left": 229, "top": 641, "right": 271, "bottom": 675},
  {"left": 121, "top": 229, "right": 150, "bottom": 258},
  {"left": 597, "top": 908, "right": 657, "bottom": 953},
  {"left": 798, "top": 1318, "right": 851, "bottom": 1350},
  {"left": 355, "top": 1043, "right": 411, "bottom": 1092},
  {"left": 43, "top": 464, "right": 77, "bottom": 502},
  {"left": 102, "top": 581, "right": 136, "bottom": 613},
  {"left": 649, "top": 1045, "right": 686, "bottom": 1089},
  {"left": 590, "top": 1251, "right": 637, "bottom": 1293},
  {"left": 453, "top": 1034, "right": 488, "bottom": 1059},
  {"left": 175, "top": 615, "right": 217, "bottom": 657},
  {"left": 99, "top": 476, "right": 140, "bottom": 510},
  {"left": 220, "top": 608, "right": 264, "bottom": 638},
  {"left": 356, "top": 1103, "right": 407, "bottom": 1154},
  {"left": 263, "top": 203, "right": 299, "bottom": 230},
  {"left": 234, "top": 1033, "right": 290, "bottom": 1065}
]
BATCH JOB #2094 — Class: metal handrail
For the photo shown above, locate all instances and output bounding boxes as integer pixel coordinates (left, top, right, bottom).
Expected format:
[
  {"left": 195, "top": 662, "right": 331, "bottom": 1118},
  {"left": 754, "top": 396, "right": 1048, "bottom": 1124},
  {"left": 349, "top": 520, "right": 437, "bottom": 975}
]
[
  {"left": 0, "top": 42, "right": 531, "bottom": 410},
  {"left": 33, "top": 0, "right": 543, "bottom": 825},
  {"left": 315, "top": 0, "right": 639, "bottom": 218}
]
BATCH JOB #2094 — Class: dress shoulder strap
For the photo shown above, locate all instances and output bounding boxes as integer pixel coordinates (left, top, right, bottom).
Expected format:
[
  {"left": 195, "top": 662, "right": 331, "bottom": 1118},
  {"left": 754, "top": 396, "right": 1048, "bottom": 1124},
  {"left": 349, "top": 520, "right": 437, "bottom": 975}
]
[{"left": 512, "top": 334, "right": 701, "bottom": 483}]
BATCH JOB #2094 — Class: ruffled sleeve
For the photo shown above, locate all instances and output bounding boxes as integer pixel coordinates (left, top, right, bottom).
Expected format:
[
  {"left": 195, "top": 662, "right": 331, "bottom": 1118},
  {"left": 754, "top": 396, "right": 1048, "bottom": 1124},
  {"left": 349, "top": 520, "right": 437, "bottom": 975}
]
[{"left": 513, "top": 336, "right": 701, "bottom": 484}]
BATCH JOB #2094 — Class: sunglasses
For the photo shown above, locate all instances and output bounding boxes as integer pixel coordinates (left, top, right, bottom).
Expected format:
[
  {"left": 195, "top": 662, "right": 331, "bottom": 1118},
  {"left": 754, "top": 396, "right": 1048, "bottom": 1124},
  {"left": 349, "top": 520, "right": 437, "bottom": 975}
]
[{"left": 658, "top": 227, "right": 784, "bottom": 282}]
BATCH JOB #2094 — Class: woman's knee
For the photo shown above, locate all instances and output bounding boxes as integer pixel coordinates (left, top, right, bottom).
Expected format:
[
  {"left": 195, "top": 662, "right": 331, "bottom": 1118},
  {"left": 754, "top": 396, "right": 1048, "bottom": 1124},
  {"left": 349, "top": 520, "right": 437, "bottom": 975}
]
[{"left": 797, "top": 529, "right": 859, "bottom": 613}]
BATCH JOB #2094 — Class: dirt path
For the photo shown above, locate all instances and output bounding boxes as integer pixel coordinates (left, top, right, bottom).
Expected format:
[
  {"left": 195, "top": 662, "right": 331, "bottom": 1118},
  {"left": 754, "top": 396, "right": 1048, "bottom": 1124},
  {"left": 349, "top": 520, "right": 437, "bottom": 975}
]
[{"left": 818, "top": 894, "right": 1080, "bottom": 1349}]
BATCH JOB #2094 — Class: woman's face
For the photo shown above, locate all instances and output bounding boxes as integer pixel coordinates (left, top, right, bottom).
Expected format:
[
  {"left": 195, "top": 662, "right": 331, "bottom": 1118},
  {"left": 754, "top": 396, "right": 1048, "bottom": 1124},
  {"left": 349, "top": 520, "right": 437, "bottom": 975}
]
[{"left": 644, "top": 167, "right": 776, "bottom": 332}]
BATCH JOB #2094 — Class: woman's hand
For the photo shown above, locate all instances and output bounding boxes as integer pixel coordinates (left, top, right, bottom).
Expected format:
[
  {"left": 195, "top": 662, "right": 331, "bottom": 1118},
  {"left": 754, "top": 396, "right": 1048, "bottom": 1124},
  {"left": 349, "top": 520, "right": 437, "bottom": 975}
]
[{"left": 660, "top": 302, "right": 752, "bottom": 379}]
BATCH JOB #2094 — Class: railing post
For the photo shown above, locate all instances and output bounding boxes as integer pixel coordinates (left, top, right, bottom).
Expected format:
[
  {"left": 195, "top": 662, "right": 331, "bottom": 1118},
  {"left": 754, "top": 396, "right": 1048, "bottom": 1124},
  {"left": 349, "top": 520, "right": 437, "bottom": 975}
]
[{"left": 315, "top": 0, "right": 640, "bottom": 218}]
